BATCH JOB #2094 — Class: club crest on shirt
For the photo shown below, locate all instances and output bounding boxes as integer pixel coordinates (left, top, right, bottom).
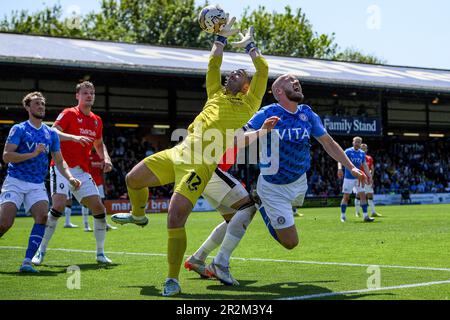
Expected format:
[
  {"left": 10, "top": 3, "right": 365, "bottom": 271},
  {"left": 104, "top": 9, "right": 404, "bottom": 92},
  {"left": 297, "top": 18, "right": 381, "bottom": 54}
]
[
  {"left": 94, "top": 120, "right": 98, "bottom": 127},
  {"left": 77, "top": 118, "right": 83, "bottom": 123},
  {"left": 45, "top": 131, "right": 50, "bottom": 140},
  {"left": 299, "top": 113, "right": 308, "bottom": 121}
]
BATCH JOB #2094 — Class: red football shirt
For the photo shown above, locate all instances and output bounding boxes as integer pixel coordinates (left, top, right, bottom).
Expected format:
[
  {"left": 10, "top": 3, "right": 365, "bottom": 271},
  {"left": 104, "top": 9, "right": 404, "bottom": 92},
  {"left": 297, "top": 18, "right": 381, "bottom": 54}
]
[
  {"left": 89, "top": 151, "right": 104, "bottom": 187},
  {"left": 360, "top": 154, "right": 374, "bottom": 176},
  {"left": 218, "top": 146, "right": 238, "bottom": 172},
  {"left": 52, "top": 106, "right": 103, "bottom": 173}
]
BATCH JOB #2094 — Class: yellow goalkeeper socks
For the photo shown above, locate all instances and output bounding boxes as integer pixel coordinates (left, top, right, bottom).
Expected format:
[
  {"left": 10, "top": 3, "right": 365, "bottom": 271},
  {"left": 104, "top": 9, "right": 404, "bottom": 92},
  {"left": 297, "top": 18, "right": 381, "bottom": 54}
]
[
  {"left": 127, "top": 186, "right": 148, "bottom": 217},
  {"left": 167, "top": 227, "right": 187, "bottom": 279}
]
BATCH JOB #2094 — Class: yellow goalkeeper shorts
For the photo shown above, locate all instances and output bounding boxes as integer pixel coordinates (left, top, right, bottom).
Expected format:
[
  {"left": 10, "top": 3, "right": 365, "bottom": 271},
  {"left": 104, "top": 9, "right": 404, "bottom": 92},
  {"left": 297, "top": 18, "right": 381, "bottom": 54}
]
[{"left": 143, "top": 144, "right": 215, "bottom": 206}]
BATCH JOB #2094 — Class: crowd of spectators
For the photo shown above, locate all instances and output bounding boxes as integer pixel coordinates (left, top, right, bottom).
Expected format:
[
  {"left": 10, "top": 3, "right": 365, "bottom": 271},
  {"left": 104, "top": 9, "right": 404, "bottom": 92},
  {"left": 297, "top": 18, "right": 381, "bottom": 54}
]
[{"left": 0, "top": 124, "right": 449, "bottom": 200}]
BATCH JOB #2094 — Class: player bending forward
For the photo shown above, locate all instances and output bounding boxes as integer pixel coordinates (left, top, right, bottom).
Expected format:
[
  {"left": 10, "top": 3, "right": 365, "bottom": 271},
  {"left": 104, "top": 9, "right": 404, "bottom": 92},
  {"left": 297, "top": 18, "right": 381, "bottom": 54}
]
[
  {"left": 186, "top": 73, "right": 368, "bottom": 285},
  {"left": 32, "top": 81, "right": 114, "bottom": 266},
  {"left": 0, "top": 92, "right": 80, "bottom": 273}
]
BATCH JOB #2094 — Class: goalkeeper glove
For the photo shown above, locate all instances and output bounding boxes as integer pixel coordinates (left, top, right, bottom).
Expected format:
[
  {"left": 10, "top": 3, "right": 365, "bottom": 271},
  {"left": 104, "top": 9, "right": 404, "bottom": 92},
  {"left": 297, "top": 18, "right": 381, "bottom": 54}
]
[
  {"left": 215, "top": 14, "right": 239, "bottom": 46},
  {"left": 231, "top": 26, "right": 257, "bottom": 53}
]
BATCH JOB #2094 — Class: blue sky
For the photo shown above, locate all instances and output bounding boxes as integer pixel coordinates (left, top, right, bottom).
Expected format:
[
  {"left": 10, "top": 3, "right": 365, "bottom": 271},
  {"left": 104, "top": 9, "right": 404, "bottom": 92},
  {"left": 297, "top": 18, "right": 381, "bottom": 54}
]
[{"left": 1, "top": 0, "right": 449, "bottom": 70}]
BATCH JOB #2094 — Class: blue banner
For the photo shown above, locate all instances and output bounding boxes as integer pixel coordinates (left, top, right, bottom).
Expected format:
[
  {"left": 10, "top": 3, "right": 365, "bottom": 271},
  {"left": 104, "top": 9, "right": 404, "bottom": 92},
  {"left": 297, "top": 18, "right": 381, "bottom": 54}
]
[{"left": 322, "top": 116, "right": 382, "bottom": 136}]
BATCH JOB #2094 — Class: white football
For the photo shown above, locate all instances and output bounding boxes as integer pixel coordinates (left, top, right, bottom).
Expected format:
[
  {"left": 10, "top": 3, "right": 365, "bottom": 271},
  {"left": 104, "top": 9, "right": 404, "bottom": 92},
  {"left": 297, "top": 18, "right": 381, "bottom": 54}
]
[{"left": 198, "top": 5, "right": 227, "bottom": 34}]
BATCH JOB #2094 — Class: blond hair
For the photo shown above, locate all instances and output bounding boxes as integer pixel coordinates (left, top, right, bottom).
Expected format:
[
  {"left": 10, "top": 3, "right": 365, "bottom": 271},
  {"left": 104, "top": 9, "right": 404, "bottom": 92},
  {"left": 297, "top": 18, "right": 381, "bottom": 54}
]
[{"left": 22, "top": 91, "right": 45, "bottom": 108}]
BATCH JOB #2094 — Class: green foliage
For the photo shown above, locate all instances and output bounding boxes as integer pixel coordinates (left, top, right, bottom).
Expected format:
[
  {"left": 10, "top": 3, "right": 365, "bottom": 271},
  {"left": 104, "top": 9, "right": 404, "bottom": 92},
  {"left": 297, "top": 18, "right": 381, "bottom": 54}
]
[
  {"left": 334, "top": 47, "right": 385, "bottom": 64},
  {"left": 0, "top": 1, "right": 383, "bottom": 64},
  {"left": 237, "top": 6, "right": 338, "bottom": 59}
]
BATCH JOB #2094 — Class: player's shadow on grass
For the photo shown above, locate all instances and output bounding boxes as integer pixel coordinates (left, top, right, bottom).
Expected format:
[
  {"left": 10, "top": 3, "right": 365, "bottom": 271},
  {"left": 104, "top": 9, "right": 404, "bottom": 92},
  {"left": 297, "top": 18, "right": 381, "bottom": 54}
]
[
  {"left": 0, "top": 269, "right": 66, "bottom": 277},
  {"left": 48, "top": 263, "right": 120, "bottom": 271},
  {"left": 126, "top": 280, "right": 391, "bottom": 300}
]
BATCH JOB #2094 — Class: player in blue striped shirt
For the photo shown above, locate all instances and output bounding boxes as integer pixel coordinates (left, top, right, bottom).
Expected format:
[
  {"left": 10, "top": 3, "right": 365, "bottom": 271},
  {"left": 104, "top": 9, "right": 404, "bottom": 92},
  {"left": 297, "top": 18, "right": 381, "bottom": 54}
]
[{"left": 0, "top": 92, "right": 81, "bottom": 273}]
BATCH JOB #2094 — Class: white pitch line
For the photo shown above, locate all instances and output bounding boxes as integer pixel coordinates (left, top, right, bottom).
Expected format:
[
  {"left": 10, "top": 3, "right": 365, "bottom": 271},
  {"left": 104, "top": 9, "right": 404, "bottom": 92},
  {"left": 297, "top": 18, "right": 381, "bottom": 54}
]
[
  {"left": 1, "top": 246, "right": 450, "bottom": 272},
  {"left": 278, "top": 279, "right": 450, "bottom": 300}
]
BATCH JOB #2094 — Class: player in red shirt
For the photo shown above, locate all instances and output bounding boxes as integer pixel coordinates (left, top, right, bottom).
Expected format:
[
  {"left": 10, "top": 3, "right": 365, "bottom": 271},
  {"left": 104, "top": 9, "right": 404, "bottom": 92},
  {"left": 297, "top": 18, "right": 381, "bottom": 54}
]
[
  {"left": 355, "top": 143, "right": 382, "bottom": 217},
  {"left": 32, "top": 81, "right": 114, "bottom": 265},
  {"left": 81, "top": 148, "right": 117, "bottom": 232}
]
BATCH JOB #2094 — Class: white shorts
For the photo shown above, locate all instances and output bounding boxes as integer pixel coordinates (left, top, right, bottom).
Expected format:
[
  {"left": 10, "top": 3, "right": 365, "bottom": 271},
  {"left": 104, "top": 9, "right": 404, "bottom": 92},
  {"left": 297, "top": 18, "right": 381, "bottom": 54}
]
[
  {"left": 353, "top": 184, "right": 374, "bottom": 194},
  {"left": 342, "top": 178, "right": 364, "bottom": 194},
  {"left": 0, "top": 176, "right": 48, "bottom": 213},
  {"left": 202, "top": 168, "right": 248, "bottom": 215},
  {"left": 257, "top": 173, "right": 308, "bottom": 230},
  {"left": 97, "top": 185, "right": 105, "bottom": 199},
  {"left": 50, "top": 166, "right": 99, "bottom": 203}
]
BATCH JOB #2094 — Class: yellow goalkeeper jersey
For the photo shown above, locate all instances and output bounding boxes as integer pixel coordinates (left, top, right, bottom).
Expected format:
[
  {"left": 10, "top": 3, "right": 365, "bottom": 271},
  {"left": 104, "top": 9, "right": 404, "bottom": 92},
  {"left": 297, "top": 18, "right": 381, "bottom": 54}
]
[{"left": 184, "top": 54, "right": 269, "bottom": 161}]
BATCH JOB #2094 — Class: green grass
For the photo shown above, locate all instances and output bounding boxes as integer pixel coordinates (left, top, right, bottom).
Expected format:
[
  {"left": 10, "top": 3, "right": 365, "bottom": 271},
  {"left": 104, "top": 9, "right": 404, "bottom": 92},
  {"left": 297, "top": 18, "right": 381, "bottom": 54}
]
[{"left": 1, "top": 204, "right": 450, "bottom": 300}]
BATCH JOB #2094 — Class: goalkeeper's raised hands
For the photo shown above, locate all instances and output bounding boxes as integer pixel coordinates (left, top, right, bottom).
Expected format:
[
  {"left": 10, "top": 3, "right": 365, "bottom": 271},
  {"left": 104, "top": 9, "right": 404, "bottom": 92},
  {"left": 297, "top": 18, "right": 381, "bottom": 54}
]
[
  {"left": 217, "top": 14, "right": 240, "bottom": 38},
  {"left": 231, "top": 26, "right": 257, "bottom": 53}
]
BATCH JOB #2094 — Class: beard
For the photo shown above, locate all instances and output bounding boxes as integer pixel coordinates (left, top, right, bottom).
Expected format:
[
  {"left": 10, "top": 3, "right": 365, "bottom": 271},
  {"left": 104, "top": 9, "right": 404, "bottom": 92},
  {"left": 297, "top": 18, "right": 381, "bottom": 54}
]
[
  {"left": 285, "top": 89, "right": 304, "bottom": 103},
  {"left": 31, "top": 111, "right": 45, "bottom": 119},
  {"left": 225, "top": 80, "right": 242, "bottom": 95}
]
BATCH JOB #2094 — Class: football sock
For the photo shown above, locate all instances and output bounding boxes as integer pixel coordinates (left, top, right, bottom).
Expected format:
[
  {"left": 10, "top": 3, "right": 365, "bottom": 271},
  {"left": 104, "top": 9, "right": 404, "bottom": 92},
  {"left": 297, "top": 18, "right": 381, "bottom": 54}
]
[
  {"left": 215, "top": 204, "right": 255, "bottom": 266},
  {"left": 259, "top": 205, "right": 279, "bottom": 242},
  {"left": 355, "top": 199, "right": 361, "bottom": 214},
  {"left": 368, "top": 199, "right": 376, "bottom": 213},
  {"left": 361, "top": 204, "right": 369, "bottom": 218},
  {"left": 82, "top": 206, "right": 90, "bottom": 229},
  {"left": 340, "top": 203, "right": 347, "bottom": 214},
  {"left": 193, "top": 221, "right": 227, "bottom": 261},
  {"left": 24, "top": 223, "right": 45, "bottom": 263},
  {"left": 167, "top": 227, "right": 187, "bottom": 280},
  {"left": 127, "top": 186, "right": 148, "bottom": 218},
  {"left": 64, "top": 205, "right": 72, "bottom": 225},
  {"left": 40, "top": 208, "right": 62, "bottom": 252},
  {"left": 93, "top": 214, "right": 107, "bottom": 254}
]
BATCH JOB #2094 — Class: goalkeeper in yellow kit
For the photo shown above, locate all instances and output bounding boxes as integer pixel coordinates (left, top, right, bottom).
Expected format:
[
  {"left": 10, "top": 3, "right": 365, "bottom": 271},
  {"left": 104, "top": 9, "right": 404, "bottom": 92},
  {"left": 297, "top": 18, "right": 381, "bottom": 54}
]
[{"left": 111, "top": 16, "right": 269, "bottom": 296}]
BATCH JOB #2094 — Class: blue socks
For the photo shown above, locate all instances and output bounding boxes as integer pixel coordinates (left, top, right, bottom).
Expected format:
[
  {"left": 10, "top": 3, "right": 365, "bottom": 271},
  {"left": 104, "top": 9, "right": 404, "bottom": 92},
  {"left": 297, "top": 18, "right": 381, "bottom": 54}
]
[
  {"left": 340, "top": 204, "right": 347, "bottom": 214},
  {"left": 24, "top": 224, "right": 46, "bottom": 262},
  {"left": 259, "top": 206, "right": 279, "bottom": 242},
  {"left": 361, "top": 204, "right": 368, "bottom": 217}
]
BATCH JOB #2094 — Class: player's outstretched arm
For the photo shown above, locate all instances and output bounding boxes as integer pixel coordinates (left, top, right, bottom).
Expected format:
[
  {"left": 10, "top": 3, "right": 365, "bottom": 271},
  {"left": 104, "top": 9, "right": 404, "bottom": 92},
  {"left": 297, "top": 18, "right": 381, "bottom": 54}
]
[
  {"left": 231, "top": 26, "right": 269, "bottom": 105},
  {"left": 53, "top": 125, "right": 94, "bottom": 146},
  {"left": 235, "top": 116, "right": 280, "bottom": 148},
  {"left": 316, "top": 133, "right": 368, "bottom": 184},
  {"left": 206, "top": 15, "right": 238, "bottom": 98},
  {"left": 51, "top": 151, "right": 81, "bottom": 190},
  {"left": 3, "top": 143, "right": 45, "bottom": 164}
]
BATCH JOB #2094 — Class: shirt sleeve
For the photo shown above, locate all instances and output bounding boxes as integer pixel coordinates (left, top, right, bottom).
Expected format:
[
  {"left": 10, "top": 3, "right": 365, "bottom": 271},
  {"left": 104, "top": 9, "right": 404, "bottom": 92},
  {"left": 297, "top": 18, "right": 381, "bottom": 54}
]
[
  {"left": 5, "top": 124, "right": 23, "bottom": 145},
  {"left": 310, "top": 111, "right": 327, "bottom": 138},
  {"left": 362, "top": 151, "right": 366, "bottom": 163},
  {"left": 50, "top": 129, "right": 60, "bottom": 153},
  {"left": 206, "top": 55, "right": 223, "bottom": 99},
  {"left": 245, "top": 108, "right": 268, "bottom": 130},
  {"left": 96, "top": 116, "right": 103, "bottom": 140},
  {"left": 246, "top": 56, "right": 269, "bottom": 112},
  {"left": 54, "top": 109, "right": 72, "bottom": 131}
]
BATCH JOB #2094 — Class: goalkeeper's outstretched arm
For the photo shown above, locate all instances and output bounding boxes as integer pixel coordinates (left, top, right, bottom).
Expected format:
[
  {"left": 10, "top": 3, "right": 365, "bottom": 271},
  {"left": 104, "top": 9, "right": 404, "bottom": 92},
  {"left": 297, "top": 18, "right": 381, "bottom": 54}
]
[
  {"left": 206, "top": 15, "right": 239, "bottom": 98},
  {"left": 231, "top": 26, "right": 269, "bottom": 106}
]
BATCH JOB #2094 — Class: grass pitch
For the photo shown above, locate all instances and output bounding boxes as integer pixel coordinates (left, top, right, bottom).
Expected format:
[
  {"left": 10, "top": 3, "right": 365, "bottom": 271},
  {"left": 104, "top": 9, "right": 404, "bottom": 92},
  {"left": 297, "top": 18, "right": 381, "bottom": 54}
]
[{"left": 1, "top": 204, "right": 450, "bottom": 300}]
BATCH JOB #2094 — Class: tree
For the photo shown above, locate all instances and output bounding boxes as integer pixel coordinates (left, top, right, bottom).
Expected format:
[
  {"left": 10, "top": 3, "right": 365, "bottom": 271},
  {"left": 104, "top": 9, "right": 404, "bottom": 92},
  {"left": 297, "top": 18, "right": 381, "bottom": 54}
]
[
  {"left": 334, "top": 48, "right": 385, "bottom": 64},
  {"left": 0, "top": 1, "right": 384, "bottom": 64},
  {"left": 238, "top": 6, "right": 338, "bottom": 59}
]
